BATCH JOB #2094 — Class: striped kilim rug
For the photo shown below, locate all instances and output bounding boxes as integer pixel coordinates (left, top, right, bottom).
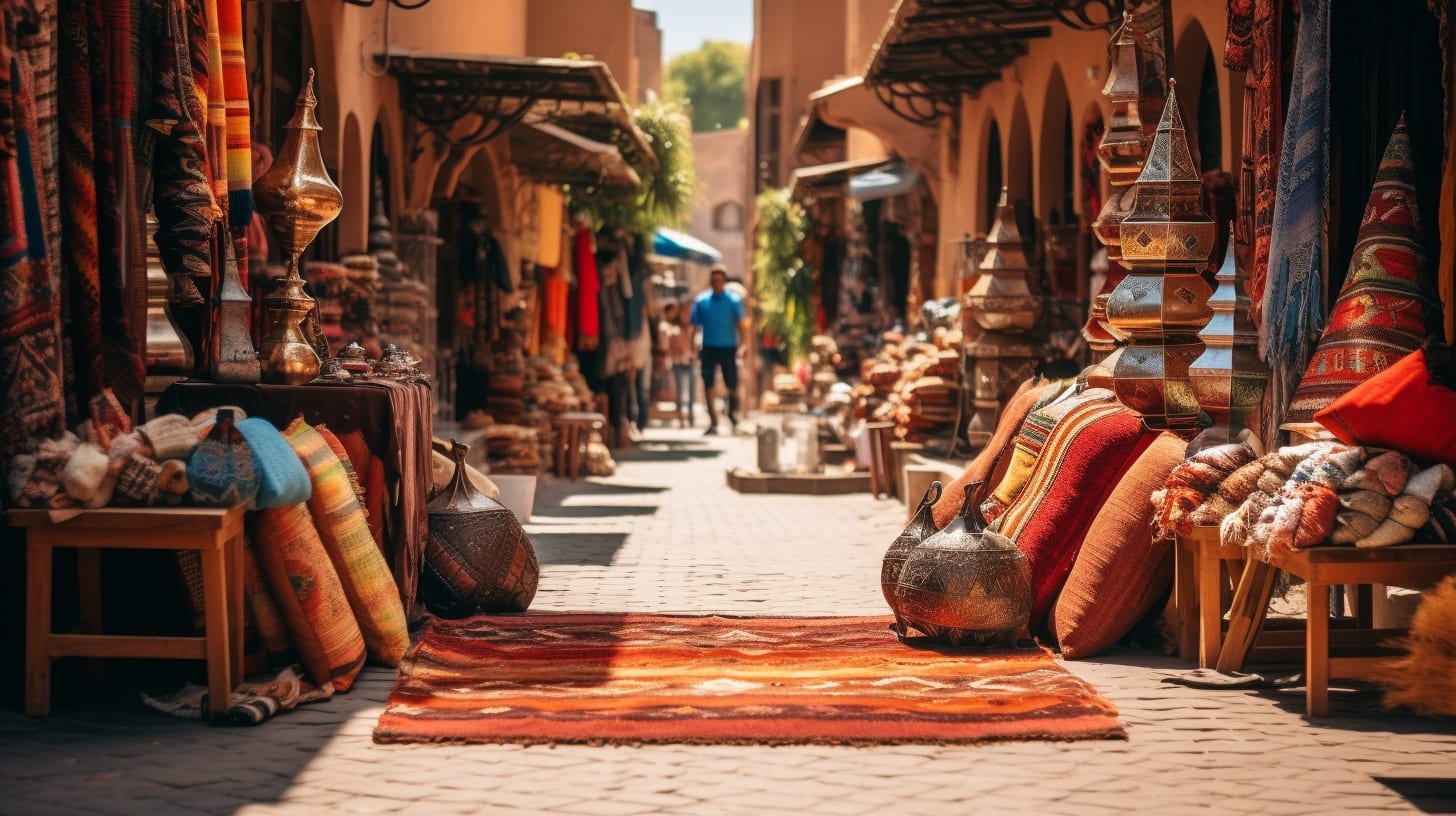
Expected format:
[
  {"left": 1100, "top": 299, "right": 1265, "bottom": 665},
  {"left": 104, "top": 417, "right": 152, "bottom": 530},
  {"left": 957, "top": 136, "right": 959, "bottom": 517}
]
[{"left": 374, "top": 614, "right": 1124, "bottom": 746}]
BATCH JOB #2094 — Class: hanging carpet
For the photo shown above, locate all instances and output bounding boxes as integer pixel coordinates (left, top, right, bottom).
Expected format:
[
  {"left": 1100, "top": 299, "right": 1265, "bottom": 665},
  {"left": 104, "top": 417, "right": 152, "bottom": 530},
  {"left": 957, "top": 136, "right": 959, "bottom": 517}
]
[{"left": 374, "top": 613, "right": 1124, "bottom": 746}]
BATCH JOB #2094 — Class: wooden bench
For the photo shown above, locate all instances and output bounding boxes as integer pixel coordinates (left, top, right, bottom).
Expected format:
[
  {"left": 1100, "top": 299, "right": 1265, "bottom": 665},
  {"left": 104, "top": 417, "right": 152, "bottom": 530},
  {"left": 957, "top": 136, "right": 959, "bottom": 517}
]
[
  {"left": 1214, "top": 542, "right": 1456, "bottom": 716},
  {"left": 11, "top": 507, "right": 246, "bottom": 719}
]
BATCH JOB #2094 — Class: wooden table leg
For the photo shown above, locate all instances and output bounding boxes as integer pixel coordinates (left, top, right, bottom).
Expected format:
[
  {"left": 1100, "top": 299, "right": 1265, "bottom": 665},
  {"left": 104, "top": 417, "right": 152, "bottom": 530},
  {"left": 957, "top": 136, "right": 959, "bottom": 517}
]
[
  {"left": 200, "top": 545, "right": 232, "bottom": 720},
  {"left": 1174, "top": 540, "right": 1197, "bottom": 662},
  {"left": 227, "top": 532, "right": 245, "bottom": 687},
  {"left": 1198, "top": 545, "right": 1224, "bottom": 668},
  {"left": 1216, "top": 557, "right": 1277, "bottom": 673},
  {"left": 25, "top": 536, "right": 53, "bottom": 717},
  {"left": 1306, "top": 581, "right": 1330, "bottom": 717}
]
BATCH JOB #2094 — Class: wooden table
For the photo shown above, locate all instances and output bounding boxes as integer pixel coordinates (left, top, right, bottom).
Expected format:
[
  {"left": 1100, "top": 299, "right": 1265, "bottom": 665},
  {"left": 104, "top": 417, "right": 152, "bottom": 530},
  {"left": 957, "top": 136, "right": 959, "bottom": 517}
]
[
  {"left": 11, "top": 507, "right": 246, "bottom": 718},
  {"left": 1219, "top": 543, "right": 1456, "bottom": 716},
  {"left": 552, "top": 412, "right": 606, "bottom": 481}
]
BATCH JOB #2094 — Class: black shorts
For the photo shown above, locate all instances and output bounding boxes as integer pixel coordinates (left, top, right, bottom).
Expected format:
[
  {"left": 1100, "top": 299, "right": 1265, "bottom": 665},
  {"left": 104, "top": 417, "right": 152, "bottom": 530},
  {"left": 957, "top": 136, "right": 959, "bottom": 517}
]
[{"left": 700, "top": 347, "right": 738, "bottom": 391}]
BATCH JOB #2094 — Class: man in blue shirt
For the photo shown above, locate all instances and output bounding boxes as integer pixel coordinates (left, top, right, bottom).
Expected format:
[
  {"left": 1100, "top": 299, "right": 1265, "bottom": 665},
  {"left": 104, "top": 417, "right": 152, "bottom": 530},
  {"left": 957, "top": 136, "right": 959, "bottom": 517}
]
[{"left": 690, "top": 264, "right": 746, "bottom": 435}]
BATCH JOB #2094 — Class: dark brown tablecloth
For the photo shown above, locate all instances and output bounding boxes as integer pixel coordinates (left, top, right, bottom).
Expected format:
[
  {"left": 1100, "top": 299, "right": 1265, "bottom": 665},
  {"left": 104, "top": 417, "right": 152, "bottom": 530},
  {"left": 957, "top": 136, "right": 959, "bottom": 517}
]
[{"left": 156, "top": 379, "right": 433, "bottom": 613}]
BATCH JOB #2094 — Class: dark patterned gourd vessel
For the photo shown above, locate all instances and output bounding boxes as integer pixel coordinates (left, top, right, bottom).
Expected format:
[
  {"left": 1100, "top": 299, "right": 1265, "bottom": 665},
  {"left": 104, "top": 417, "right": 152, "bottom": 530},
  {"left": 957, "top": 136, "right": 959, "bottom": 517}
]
[
  {"left": 881, "top": 480, "right": 942, "bottom": 635},
  {"left": 421, "top": 440, "right": 539, "bottom": 617},
  {"left": 892, "top": 481, "right": 1031, "bottom": 647}
]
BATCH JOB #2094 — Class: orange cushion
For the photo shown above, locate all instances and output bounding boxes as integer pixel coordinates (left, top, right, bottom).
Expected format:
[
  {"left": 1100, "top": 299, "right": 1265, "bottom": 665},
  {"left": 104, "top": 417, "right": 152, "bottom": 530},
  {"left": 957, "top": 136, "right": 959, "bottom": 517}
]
[
  {"left": 285, "top": 418, "right": 410, "bottom": 667},
  {"left": 255, "top": 503, "right": 365, "bottom": 691},
  {"left": 1051, "top": 432, "right": 1187, "bottom": 658},
  {"left": 1315, "top": 348, "right": 1456, "bottom": 469}
]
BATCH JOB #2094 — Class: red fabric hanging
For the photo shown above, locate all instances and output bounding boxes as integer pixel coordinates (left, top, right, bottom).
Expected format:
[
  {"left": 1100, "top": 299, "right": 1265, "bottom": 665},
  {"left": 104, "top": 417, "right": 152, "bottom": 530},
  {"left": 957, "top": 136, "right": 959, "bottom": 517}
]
[{"left": 574, "top": 224, "right": 600, "bottom": 342}]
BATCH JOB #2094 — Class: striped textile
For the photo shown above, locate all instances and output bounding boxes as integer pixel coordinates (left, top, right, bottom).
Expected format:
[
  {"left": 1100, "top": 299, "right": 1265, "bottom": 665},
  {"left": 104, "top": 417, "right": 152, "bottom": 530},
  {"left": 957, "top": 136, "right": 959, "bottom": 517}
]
[
  {"left": 256, "top": 502, "right": 365, "bottom": 692},
  {"left": 286, "top": 418, "right": 408, "bottom": 667},
  {"left": 374, "top": 614, "right": 1124, "bottom": 746},
  {"left": 215, "top": 0, "right": 250, "bottom": 232},
  {"left": 982, "top": 387, "right": 1113, "bottom": 523},
  {"left": 993, "top": 401, "right": 1152, "bottom": 628},
  {"left": 199, "top": 0, "right": 226, "bottom": 216}
]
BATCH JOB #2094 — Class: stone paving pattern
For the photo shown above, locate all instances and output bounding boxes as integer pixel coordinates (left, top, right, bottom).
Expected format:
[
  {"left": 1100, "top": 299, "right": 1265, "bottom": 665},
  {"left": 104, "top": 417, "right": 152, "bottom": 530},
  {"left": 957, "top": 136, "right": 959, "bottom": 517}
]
[{"left": 2, "top": 428, "right": 1454, "bottom": 815}]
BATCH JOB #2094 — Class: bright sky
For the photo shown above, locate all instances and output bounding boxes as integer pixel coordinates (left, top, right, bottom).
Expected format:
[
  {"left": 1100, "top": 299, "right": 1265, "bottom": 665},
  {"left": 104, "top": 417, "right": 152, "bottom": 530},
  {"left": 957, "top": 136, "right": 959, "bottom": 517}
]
[{"left": 633, "top": 0, "right": 754, "bottom": 60}]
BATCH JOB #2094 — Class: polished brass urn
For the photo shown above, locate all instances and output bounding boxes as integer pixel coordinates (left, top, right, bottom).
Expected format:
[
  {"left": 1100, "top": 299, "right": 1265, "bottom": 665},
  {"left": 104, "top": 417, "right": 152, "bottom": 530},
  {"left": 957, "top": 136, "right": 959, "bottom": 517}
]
[
  {"left": 254, "top": 68, "right": 343, "bottom": 385},
  {"left": 1107, "top": 80, "right": 1213, "bottom": 434},
  {"left": 1189, "top": 230, "right": 1268, "bottom": 440}
]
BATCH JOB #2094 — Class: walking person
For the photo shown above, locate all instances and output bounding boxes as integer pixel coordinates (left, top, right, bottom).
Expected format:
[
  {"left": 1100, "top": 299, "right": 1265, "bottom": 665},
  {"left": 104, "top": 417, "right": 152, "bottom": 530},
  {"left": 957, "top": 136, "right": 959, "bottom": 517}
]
[
  {"left": 690, "top": 265, "right": 745, "bottom": 435},
  {"left": 661, "top": 301, "right": 696, "bottom": 428}
]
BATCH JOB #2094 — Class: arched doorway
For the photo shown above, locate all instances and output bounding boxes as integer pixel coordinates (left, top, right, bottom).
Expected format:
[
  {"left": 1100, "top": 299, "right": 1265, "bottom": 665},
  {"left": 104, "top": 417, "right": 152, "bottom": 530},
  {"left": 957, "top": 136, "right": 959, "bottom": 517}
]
[
  {"left": 1038, "top": 66, "right": 1074, "bottom": 226},
  {"left": 1174, "top": 19, "right": 1222, "bottom": 173},
  {"left": 982, "top": 117, "right": 1003, "bottom": 233},
  {"left": 1006, "top": 96, "right": 1034, "bottom": 206}
]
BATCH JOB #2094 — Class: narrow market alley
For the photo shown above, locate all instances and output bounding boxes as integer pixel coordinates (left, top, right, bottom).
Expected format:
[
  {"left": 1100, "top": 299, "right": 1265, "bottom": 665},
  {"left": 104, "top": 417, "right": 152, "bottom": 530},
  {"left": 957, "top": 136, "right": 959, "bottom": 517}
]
[{"left": 1, "top": 428, "right": 1454, "bottom": 816}]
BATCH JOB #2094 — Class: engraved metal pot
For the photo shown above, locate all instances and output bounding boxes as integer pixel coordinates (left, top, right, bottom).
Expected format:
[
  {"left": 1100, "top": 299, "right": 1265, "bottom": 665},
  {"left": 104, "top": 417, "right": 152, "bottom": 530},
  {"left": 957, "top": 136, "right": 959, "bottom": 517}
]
[
  {"left": 421, "top": 440, "right": 540, "bottom": 617},
  {"left": 881, "top": 480, "right": 943, "bottom": 635},
  {"left": 892, "top": 482, "right": 1031, "bottom": 647}
]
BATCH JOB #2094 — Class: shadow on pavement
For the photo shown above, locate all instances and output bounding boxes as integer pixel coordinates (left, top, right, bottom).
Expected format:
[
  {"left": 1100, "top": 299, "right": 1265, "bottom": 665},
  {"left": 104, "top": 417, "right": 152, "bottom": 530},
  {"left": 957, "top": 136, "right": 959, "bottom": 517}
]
[
  {"left": 530, "top": 531, "right": 631, "bottom": 566},
  {"left": 1374, "top": 777, "right": 1456, "bottom": 814},
  {"left": 533, "top": 504, "right": 658, "bottom": 519}
]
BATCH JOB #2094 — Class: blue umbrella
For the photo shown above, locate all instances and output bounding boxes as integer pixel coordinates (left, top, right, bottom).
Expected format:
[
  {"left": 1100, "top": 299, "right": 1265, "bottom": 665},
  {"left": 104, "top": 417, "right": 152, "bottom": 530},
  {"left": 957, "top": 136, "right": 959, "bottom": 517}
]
[{"left": 652, "top": 227, "right": 723, "bottom": 265}]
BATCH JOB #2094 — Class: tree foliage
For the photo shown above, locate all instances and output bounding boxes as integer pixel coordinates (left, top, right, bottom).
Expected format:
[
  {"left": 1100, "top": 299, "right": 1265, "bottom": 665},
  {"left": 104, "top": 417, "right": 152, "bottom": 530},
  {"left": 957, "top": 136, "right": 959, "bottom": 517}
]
[
  {"left": 665, "top": 40, "right": 748, "bottom": 132},
  {"left": 753, "top": 189, "right": 813, "bottom": 363},
  {"left": 567, "top": 99, "right": 700, "bottom": 237}
]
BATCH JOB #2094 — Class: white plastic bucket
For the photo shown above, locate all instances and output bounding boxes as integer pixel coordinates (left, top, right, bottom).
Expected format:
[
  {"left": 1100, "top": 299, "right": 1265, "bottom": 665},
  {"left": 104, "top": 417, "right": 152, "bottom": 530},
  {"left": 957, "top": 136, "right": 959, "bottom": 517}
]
[{"left": 490, "top": 474, "right": 537, "bottom": 522}]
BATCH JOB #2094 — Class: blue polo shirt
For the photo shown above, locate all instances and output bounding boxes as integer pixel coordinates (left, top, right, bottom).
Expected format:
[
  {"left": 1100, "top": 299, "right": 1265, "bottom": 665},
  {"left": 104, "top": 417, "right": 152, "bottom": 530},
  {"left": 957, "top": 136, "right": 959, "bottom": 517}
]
[{"left": 691, "top": 288, "right": 745, "bottom": 350}]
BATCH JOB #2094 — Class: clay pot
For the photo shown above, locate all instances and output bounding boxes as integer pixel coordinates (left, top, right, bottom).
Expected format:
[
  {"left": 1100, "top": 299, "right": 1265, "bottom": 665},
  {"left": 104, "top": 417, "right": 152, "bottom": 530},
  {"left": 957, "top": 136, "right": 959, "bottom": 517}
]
[
  {"left": 420, "top": 440, "right": 539, "bottom": 617},
  {"left": 891, "top": 481, "right": 1032, "bottom": 647}
]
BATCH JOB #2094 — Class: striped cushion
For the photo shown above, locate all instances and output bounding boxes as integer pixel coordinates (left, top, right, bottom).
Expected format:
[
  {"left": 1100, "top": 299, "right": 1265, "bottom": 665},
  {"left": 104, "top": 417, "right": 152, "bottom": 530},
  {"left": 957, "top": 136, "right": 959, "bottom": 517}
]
[
  {"left": 932, "top": 377, "right": 1053, "bottom": 528},
  {"left": 285, "top": 418, "right": 409, "bottom": 666},
  {"left": 982, "top": 387, "right": 1114, "bottom": 523},
  {"left": 256, "top": 503, "right": 365, "bottom": 691},
  {"left": 993, "top": 399, "right": 1152, "bottom": 628},
  {"left": 1051, "top": 432, "right": 1187, "bottom": 658}
]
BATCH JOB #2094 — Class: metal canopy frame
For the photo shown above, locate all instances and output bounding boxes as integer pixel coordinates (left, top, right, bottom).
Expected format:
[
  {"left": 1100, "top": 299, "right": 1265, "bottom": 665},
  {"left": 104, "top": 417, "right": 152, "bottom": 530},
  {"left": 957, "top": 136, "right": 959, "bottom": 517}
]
[
  {"left": 507, "top": 123, "right": 641, "bottom": 189},
  {"left": 380, "top": 50, "right": 656, "bottom": 168},
  {"left": 864, "top": 0, "right": 1122, "bottom": 122}
]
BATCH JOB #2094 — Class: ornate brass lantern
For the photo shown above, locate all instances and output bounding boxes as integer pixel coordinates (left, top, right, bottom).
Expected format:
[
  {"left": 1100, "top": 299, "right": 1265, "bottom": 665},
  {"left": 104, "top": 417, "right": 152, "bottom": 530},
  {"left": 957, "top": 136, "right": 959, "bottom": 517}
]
[
  {"left": 1189, "top": 232, "right": 1267, "bottom": 439},
  {"left": 1106, "top": 80, "right": 1213, "bottom": 435},
  {"left": 254, "top": 69, "right": 343, "bottom": 385},
  {"left": 1084, "top": 13, "right": 1149, "bottom": 389}
]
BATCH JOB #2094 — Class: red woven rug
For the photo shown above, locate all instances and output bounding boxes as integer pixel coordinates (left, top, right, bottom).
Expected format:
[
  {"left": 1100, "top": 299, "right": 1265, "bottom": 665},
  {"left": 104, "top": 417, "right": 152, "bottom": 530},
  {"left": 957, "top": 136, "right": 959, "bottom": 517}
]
[{"left": 373, "top": 614, "right": 1124, "bottom": 746}]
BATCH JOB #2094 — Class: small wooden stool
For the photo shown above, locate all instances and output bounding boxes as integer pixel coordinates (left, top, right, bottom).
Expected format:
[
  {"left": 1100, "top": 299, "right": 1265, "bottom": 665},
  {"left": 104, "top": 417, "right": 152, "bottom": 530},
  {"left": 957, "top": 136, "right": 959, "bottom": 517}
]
[
  {"left": 552, "top": 412, "right": 607, "bottom": 481},
  {"left": 11, "top": 507, "right": 246, "bottom": 718},
  {"left": 1174, "top": 523, "right": 1247, "bottom": 666},
  {"left": 865, "top": 421, "right": 897, "bottom": 500}
]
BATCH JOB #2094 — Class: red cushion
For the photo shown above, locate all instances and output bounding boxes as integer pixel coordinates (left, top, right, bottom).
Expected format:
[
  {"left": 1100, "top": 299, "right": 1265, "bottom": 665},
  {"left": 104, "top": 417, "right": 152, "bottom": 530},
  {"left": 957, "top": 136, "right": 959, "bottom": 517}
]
[{"left": 1315, "top": 348, "right": 1456, "bottom": 469}]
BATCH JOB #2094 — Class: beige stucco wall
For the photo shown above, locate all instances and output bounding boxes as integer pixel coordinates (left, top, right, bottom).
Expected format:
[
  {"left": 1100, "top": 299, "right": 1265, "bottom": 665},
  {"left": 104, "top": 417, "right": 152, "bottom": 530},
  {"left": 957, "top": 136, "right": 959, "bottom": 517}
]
[
  {"left": 527, "top": 0, "right": 637, "bottom": 100},
  {"left": 690, "top": 129, "right": 751, "bottom": 284},
  {"left": 385, "top": 0, "right": 529, "bottom": 58},
  {"left": 748, "top": 0, "right": 850, "bottom": 190}
]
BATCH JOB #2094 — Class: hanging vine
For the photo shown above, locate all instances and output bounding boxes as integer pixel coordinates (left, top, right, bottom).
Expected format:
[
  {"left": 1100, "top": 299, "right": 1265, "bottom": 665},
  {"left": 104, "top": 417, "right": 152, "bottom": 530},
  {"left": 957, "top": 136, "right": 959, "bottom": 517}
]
[
  {"left": 753, "top": 189, "right": 813, "bottom": 364},
  {"left": 566, "top": 99, "right": 700, "bottom": 237}
]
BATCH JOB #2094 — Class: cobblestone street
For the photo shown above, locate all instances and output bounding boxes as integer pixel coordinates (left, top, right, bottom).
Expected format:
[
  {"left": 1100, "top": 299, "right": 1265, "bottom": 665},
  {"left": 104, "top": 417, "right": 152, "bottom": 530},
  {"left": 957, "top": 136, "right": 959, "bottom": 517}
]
[{"left": 2, "top": 428, "right": 1454, "bottom": 815}]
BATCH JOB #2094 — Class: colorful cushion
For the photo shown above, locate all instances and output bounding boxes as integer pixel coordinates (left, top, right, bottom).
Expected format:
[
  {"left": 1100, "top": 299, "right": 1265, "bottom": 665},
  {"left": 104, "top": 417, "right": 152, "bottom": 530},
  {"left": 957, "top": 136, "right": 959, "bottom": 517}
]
[
  {"left": 994, "top": 400, "right": 1151, "bottom": 628},
  {"left": 930, "top": 376, "right": 1049, "bottom": 528},
  {"left": 137, "top": 413, "right": 199, "bottom": 461},
  {"left": 255, "top": 502, "right": 365, "bottom": 691},
  {"left": 328, "top": 428, "right": 390, "bottom": 556},
  {"left": 1316, "top": 348, "right": 1456, "bottom": 470},
  {"left": 237, "top": 417, "right": 312, "bottom": 508},
  {"left": 242, "top": 540, "right": 296, "bottom": 671},
  {"left": 1052, "top": 432, "right": 1187, "bottom": 659},
  {"left": 284, "top": 418, "right": 409, "bottom": 666},
  {"left": 188, "top": 410, "right": 259, "bottom": 508},
  {"left": 982, "top": 387, "right": 1114, "bottom": 523}
]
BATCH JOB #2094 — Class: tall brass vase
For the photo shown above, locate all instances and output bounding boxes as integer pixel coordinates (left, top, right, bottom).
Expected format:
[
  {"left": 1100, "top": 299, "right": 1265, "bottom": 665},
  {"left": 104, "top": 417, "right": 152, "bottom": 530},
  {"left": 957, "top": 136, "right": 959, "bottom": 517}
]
[{"left": 254, "top": 68, "right": 342, "bottom": 385}]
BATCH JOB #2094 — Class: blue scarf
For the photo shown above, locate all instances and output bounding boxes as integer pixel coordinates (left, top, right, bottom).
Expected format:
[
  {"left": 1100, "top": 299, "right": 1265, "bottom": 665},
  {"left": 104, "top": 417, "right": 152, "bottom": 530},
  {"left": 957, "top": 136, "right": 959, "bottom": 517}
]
[{"left": 1260, "top": 0, "right": 1330, "bottom": 441}]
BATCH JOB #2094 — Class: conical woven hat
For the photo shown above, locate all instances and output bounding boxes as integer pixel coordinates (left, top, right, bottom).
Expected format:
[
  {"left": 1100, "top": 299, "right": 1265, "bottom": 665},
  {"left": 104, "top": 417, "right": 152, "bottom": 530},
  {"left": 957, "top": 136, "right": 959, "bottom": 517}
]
[{"left": 1284, "top": 115, "right": 1438, "bottom": 428}]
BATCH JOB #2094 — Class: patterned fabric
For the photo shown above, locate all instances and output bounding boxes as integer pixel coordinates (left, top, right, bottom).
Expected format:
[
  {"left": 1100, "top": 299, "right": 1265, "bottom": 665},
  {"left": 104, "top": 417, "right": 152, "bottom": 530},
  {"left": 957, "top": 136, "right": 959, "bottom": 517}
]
[
  {"left": 1241, "top": 0, "right": 1294, "bottom": 326},
  {"left": 982, "top": 387, "right": 1114, "bottom": 523},
  {"left": 242, "top": 540, "right": 295, "bottom": 670},
  {"left": 1224, "top": 0, "right": 1254, "bottom": 70},
  {"left": 1316, "top": 347, "right": 1456, "bottom": 469},
  {"left": 215, "top": 0, "right": 251, "bottom": 268},
  {"left": 1052, "top": 431, "right": 1187, "bottom": 659},
  {"left": 931, "top": 377, "right": 1050, "bottom": 528},
  {"left": 1150, "top": 443, "right": 1258, "bottom": 540},
  {"left": 142, "top": 664, "right": 333, "bottom": 725},
  {"left": 1261, "top": 0, "right": 1331, "bottom": 440},
  {"left": 255, "top": 502, "right": 365, "bottom": 692},
  {"left": 113, "top": 451, "right": 161, "bottom": 505},
  {"left": 374, "top": 614, "right": 1125, "bottom": 746},
  {"left": 1, "top": 4, "right": 68, "bottom": 507},
  {"left": 1285, "top": 118, "right": 1441, "bottom": 427},
  {"left": 285, "top": 418, "right": 408, "bottom": 666},
  {"left": 187, "top": 410, "right": 257, "bottom": 507},
  {"left": 144, "top": 0, "right": 215, "bottom": 303},
  {"left": 993, "top": 402, "right": 1151, "bottom": 627}
]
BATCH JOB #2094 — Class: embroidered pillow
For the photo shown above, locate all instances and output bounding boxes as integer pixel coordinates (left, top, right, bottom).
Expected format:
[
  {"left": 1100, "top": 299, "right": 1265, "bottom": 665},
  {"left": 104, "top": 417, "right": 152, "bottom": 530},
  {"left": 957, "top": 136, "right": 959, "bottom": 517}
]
[{"left": 932, "top": 377, "right": 1052, "bottom": 528}]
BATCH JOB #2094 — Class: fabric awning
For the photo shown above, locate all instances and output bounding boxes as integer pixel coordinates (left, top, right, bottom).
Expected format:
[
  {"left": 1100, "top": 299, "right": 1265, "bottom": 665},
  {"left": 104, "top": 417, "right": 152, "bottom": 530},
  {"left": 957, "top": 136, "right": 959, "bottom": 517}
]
[
  {"left": 789, "top": 155, "right": 892, "bottom": 202},
  {"left": 807, "top": 76, "right": 941, "bottom": 201},
  {"left": 380, "top": 50, "right": 655, "bottom": 167},
  {"left": 850, "top": 159, "right": 922, "bottom": 201},
  {"left": 652, "top": 227, "right": 722, "bottom": 265},
  {"left": 507, "top": 123, "right": 640, "bottom": 189}
]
